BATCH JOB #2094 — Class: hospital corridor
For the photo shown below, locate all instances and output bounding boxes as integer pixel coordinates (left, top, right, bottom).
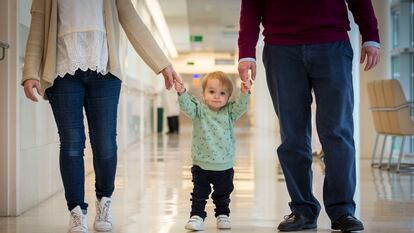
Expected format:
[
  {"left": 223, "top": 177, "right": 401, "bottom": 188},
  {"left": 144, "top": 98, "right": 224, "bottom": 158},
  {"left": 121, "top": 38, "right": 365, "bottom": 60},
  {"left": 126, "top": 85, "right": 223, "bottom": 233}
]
[{"left": 0, "top": 0, "right": 413, "bottom": 232}]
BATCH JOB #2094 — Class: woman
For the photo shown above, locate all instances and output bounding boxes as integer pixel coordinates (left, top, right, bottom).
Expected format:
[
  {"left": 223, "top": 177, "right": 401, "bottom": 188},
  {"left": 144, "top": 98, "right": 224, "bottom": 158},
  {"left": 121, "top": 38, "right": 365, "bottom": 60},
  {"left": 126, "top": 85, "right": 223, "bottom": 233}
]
[{"left": 22, "top": 0, "right": 181, "bottom": 232}]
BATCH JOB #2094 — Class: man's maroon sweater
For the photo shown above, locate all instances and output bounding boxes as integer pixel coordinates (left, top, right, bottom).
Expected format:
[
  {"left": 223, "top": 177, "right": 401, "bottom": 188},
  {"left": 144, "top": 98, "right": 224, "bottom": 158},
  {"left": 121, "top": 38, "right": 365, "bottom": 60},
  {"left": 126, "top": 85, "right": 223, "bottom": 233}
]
[{"left": 238, "top": 0, "right": 380, "bottom": 59}]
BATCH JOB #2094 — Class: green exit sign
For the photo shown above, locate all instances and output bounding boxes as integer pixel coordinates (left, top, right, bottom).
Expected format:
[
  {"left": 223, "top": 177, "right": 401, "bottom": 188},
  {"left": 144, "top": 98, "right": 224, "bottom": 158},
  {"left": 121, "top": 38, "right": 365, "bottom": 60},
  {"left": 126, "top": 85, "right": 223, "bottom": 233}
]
[{"left": 190, "top": 35, "right": 203, "bottom": 42}]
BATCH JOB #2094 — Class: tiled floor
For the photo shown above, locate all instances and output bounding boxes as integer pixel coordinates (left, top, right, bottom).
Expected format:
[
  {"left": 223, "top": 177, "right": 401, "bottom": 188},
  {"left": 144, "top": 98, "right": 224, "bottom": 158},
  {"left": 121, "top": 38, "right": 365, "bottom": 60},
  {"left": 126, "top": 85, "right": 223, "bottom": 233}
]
[{"left": 0, "top": 128, "right": 413, "bottom": 233}]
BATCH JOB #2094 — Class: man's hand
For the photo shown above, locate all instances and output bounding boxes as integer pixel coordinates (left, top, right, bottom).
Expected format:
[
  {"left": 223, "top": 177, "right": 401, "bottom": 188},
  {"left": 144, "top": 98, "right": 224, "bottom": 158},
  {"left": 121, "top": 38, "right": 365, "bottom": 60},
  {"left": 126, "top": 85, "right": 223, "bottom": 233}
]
[
  {"left": 238, "top": 61, "right": 256, "bottom": 82},
  {"left": 23, "top": 79, "right": 42, "bottom": 102},
  {"left": 360, "top": 46, "right": 380, "bottom": 71},
  {"left": 161, "top": 64, "right": 182, "bottom": 90}
]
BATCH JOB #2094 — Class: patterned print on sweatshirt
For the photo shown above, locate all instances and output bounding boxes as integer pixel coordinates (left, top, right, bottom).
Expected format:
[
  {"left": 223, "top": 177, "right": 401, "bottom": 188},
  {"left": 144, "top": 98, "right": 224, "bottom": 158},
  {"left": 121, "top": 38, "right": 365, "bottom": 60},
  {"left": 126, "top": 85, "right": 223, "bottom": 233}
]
[{"left": 178, "top": 91, "right": 249, "bottom": 171}]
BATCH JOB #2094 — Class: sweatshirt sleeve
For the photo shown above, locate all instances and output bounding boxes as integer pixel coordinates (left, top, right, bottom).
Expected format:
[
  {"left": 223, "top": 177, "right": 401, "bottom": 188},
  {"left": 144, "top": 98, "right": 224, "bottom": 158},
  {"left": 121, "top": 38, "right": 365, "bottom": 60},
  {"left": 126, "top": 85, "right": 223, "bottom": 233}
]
[
  {"left": 346, "top": 0, "right": 380, "bottom": 43},
  {"left": 178, "top": 91, "right": 200, "bottom": 120},
  {"left": 228, "top": 92, "right": 250, "bottom": 122},
  {"left": 238, "top": 0, "right": 264, "bottom": 60}
]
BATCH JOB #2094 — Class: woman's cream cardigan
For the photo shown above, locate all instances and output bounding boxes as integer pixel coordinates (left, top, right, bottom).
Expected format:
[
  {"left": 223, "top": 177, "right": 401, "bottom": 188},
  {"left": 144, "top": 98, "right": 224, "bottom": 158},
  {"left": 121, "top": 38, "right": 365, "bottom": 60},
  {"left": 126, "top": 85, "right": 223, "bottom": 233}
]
[{"left": 23, "top": 0, "right": 171, "bottom": 95}]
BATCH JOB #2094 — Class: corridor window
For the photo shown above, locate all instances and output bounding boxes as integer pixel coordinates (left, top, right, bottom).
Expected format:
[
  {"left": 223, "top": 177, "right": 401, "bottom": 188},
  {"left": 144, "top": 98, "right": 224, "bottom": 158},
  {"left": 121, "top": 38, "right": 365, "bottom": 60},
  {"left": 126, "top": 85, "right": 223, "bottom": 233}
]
[
  {"left": 391, "top": 56, "right": 400, "bottom": 79},
  {"left": 411, "top": 1, "right": 414, "bottom": 47},
  {"left": 391, "top": 0, "right": 414, "bottom": 152},
  {"left": 391, "top": 10, "right": 399, "bottom": 49}
]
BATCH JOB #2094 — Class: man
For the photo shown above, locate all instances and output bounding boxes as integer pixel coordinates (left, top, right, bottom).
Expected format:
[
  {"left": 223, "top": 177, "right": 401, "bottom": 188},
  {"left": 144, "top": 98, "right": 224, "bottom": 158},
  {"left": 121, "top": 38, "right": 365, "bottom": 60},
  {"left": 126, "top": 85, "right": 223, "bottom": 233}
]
[{"left": 238, "top": 0, "right": 380, "bottom": 232}]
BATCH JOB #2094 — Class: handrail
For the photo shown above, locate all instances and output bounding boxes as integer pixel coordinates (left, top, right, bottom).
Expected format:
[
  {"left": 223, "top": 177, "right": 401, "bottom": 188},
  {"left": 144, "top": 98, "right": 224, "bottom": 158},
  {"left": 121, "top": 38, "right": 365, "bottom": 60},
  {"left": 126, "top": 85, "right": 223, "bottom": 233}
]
[{"left": 0, "top": 40, "right": 10, "bottom": 61}]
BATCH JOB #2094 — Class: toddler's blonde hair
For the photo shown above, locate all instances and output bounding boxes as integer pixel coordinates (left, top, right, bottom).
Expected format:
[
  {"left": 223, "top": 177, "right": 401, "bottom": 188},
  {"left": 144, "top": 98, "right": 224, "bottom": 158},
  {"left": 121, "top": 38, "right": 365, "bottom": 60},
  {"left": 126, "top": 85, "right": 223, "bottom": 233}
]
[{"left": 201, "top": 71, "right": 234, "bottom": 97}]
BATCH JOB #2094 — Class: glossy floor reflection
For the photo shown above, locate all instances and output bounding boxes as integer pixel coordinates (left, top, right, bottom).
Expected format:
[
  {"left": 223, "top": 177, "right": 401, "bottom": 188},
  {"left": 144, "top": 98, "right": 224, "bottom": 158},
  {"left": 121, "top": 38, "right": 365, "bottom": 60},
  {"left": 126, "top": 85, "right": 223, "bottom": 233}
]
[{"left": 1, "top": 128, "right": 414, "bottom": 233}]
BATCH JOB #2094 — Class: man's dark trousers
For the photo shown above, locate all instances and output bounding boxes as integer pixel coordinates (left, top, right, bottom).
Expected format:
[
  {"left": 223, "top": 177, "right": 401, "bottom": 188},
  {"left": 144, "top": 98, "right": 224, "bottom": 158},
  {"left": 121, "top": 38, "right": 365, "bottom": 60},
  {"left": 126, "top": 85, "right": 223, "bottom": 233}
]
[{"left": 263, "top": 40, "right": 356, "bottom": 222}]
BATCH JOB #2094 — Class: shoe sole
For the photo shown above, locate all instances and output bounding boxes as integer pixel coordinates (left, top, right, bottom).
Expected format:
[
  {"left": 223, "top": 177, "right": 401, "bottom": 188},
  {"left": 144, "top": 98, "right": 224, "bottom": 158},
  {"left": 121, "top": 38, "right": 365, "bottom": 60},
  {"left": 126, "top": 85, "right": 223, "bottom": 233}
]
[
  {"left": 185, "top": 226, "right": 204, "bottom": 231},
  {"left": 94, "top": 226, "right": 112, "bottom": 232},
  {"left": 278, "top": 224, "right": 317, "bottom": 232},
  {"left": 68, "top": 227, "right": 88, "bottom": 233},
  {"left": 68, "top": 230, "right": 87, "bottom": 233},
  {"left": 331, "top": 226, "right": 364, "bottom": 232}
]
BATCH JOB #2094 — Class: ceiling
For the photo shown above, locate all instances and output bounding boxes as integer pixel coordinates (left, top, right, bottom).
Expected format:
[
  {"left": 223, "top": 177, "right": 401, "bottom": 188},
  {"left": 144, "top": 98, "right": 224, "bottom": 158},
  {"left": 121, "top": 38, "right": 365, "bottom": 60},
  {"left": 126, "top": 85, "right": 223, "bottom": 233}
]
[{"left": 159, "top": 0, "right": 241, "bottom": 55}]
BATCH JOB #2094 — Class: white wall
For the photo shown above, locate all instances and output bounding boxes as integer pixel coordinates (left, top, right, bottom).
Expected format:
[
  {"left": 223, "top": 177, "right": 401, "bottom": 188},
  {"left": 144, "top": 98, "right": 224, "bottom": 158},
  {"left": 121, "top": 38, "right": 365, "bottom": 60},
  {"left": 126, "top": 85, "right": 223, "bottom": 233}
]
[
  {"left": 252, "top": 37, "right": 278, "bottom": 132},
  {"left": 0, "top": 0, "right": 18, "bottom": 217}
]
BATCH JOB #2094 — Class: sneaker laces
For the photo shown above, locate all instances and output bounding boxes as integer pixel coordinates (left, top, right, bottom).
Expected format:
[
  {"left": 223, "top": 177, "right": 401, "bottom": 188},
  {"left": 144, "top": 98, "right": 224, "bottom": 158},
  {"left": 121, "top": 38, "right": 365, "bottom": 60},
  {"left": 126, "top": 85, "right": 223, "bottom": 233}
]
[
  {"left": 217, "top": 215, "right": 230, "bottom": 223},
  {"left": 283, "top": 213, "right": 296, "bottom": 221},
  {"left": 96, "top": 200, "right": 111, "bottom": 222},
  {"left": 188, "top": 216, "right": 202, "bottom": 223},
  {"left": 70, "top": 211, "right": 82, "bottom": 227}
]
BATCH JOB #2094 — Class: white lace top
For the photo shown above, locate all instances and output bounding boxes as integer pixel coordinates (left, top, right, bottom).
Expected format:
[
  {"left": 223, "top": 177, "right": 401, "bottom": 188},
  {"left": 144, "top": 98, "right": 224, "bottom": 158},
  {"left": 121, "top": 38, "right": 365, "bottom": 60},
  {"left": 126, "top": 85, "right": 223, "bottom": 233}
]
[{"left": 56, "top": 0, "right": 109, "bottom": 77}]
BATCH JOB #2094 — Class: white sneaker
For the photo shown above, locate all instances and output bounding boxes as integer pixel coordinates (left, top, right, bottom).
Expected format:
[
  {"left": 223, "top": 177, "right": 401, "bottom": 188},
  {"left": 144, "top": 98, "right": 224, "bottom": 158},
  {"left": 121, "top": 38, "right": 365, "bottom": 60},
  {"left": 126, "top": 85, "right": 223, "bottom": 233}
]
[
  {"left": 94, "top": 197, "right": 113, "bottom": 232},
  {"left": 68, "top": 206, "right": 88, "bottom": 233},
  {"left": 216, "top": 215, "right": 231, "bottom": 229},
  {"left": 184, "top": 215, "right": 204, "bottom": 231}
]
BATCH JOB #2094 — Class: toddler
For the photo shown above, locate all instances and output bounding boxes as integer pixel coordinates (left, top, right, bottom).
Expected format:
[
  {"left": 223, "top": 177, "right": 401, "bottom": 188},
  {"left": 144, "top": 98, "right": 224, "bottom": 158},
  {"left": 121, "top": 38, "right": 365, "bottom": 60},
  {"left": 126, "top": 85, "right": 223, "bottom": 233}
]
[{"left": 174, "top": 71, "right": 251, "bottom": 231}]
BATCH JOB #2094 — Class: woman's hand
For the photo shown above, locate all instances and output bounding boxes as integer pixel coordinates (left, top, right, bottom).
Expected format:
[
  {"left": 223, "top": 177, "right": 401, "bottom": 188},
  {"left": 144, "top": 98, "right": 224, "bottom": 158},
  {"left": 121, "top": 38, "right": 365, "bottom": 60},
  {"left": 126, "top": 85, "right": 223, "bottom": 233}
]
[
  {"left": 161, "top": 64, "right": 182, "bottom": 90},
  {"left": 23, "top": 79, "right": 43, "bottom": 102}
]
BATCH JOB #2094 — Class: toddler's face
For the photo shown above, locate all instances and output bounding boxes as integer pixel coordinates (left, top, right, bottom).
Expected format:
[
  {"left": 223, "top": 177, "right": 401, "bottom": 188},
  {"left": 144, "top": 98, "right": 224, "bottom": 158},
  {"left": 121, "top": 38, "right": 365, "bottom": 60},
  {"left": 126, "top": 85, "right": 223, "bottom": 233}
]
[{"left": 202, "top": 79, "right": 230, "bottom": 112}]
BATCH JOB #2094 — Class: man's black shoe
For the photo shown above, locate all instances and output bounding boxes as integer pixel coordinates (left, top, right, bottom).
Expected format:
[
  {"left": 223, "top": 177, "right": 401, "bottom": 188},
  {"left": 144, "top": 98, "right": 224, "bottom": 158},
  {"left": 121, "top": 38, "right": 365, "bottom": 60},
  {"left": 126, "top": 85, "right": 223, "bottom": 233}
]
[
  {"left": 331, "top": 215, "right": 364, "bottom": 232},
  {"left": 277, "top": 213, "right": 317, "bottom": 232}
]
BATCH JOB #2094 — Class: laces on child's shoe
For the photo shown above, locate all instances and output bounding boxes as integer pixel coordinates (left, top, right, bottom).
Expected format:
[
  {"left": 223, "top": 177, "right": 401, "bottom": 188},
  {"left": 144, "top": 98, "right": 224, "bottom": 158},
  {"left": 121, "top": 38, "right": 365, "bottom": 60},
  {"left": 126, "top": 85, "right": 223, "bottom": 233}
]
[
  {"left": 216, "top": 215, "right": 231, "bottom": 229},
  {"left": 185, "top": 215, "right": 204, "bottom": 231}
]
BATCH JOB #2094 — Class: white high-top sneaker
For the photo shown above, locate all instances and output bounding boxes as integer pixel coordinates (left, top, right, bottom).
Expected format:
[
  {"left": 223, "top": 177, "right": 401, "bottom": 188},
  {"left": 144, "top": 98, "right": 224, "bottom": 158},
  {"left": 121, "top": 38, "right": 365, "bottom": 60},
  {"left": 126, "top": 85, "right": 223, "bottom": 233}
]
[
  {"left": 216, "top": 215, "right": 231, "bottom": 229},
  {"left": 184, "top": 215, "right": 204, "bottom": 231},
  {"left": 94, "top": 197, "right": 113, "bottom": 232},
  {"left": 68, "top": 206, "right": 88, "bottom": 233}
]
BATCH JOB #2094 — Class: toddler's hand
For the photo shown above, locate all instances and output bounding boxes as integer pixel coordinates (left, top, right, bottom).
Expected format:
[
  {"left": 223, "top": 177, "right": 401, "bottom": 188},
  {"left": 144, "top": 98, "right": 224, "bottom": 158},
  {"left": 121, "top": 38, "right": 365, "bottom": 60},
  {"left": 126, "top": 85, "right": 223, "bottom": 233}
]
[
  {"left": 241, "top": 79, "right": 252, "bottom": 94},
  {"left": 174, "top": 80, "right": 185, "bottom": 94}
]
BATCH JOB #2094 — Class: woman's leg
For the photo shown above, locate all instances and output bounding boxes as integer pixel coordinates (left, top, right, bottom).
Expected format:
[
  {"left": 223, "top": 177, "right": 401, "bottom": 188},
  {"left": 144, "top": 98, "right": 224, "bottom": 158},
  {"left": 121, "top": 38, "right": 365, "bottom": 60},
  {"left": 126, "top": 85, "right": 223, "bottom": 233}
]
[
  {"left": 83, "top": 72, "right": 121, "bottom": 199},
  {"left": 46, "top": 76, "right": 87, "bottom": 211}
]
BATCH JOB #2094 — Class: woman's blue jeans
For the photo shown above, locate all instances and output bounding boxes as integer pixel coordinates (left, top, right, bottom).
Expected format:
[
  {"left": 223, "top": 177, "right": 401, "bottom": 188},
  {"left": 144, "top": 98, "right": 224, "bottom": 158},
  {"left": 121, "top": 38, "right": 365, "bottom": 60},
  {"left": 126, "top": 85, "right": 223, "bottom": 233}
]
[{"left": 46, "top": 69, "right": 121, "bottom": 211}]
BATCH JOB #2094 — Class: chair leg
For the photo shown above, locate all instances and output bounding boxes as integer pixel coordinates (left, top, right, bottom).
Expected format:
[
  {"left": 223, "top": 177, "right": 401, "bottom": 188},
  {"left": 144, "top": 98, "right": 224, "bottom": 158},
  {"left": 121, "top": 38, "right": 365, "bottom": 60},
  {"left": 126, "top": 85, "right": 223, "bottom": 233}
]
[
  {"left": 386, "top": 136, "right": 396, "bottom": 170},
  {"left": 395, "top": 136, "right": 406, "bottom": 173},
  {"left": 371, "top": 134, "right": 380, "bottom": 167},
  {"left": 378, "top": 135, "right": 388, "bottom": 168}
]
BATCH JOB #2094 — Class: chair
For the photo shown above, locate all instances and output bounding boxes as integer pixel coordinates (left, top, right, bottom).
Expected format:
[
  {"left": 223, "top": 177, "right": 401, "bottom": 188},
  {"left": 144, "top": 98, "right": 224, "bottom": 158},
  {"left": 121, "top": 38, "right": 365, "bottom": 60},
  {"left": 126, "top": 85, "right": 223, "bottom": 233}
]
[
  {"left": 367, "top": 82, "right": 385, "bottom": 168},
  {"left": 367, "top": 79, "right": 414, "bottom": 172}
]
